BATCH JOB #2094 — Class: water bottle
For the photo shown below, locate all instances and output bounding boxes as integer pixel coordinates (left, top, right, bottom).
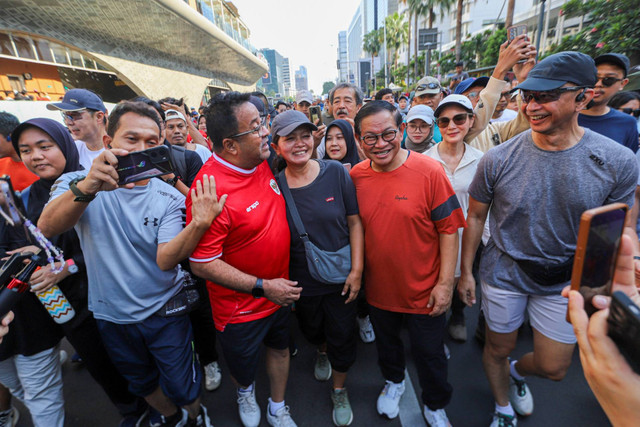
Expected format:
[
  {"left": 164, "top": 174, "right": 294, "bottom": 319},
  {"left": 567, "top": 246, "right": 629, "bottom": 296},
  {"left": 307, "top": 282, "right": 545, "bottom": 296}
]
[{"left": 36, "top": 285, "right": 75, "bottom": 324}]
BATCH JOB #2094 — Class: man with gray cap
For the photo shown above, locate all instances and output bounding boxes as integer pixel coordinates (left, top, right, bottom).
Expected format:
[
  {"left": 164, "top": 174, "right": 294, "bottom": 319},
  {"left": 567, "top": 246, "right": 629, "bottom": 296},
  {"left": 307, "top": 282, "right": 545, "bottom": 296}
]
[
  {"left": 459, "top": 51, "right": 638, "bottom": 427},
  {"left": 46, "top": 88, "right": 107, "bottom": 169},
  {"left": 296, "top": 90, "right": 326, "bottom": 151},
  {"left": 579, "top": 53, "right": 638, "bottom": 152}
]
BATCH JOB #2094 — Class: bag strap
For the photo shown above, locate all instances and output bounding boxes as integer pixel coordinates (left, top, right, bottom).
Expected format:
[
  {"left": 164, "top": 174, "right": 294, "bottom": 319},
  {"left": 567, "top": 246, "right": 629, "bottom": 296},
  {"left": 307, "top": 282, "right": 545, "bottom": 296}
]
[
  {"left": 277, "top": 170, "right": 309, "bottom": 239},
  {"left": 20, "top": 185, "right": 30, "bottom": 212}
]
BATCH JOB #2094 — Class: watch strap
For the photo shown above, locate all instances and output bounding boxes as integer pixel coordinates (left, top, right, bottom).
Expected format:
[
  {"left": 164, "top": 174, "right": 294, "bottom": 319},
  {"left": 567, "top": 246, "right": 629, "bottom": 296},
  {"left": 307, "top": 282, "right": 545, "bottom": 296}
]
[{"left": 69, "top": 177, "right": 96, "bottom": 203}]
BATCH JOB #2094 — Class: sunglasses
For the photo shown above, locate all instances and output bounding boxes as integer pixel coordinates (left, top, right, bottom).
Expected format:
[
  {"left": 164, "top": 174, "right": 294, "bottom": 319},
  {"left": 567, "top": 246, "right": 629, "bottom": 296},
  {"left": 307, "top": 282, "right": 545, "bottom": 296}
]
[
  {"left": 520, "top": 87, "right": 585, "bottom": 104},
  {"left": 436, "top": 113, "right": 473, "bottom": 128},
  {"left": 416, "top": 82, "right": 440, "bottom": 91},
  {"left": 596, "top": 76, "right": 623, "bottom": 87},
  {"left": 621, "top": 108, "right": 640, "bottom": 118},
  {"left": 60, "top": 110, "right": 88, "bottom": 122}
]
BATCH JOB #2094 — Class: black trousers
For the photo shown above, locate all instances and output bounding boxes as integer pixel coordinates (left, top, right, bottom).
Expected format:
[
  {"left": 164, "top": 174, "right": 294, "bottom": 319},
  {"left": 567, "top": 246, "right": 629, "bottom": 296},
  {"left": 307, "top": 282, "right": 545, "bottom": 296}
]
[
  {"left": 62, "top": 313, "right": 145, "bottom": 417},
  {"left": 294, "top": 292, "right": 357, "bottom": 373},
  {"left": 369, "top": 306, "right": 452, "bottom": 410},
  {"left": 189, "top": 279, "right": 219, "bottom": 366}
]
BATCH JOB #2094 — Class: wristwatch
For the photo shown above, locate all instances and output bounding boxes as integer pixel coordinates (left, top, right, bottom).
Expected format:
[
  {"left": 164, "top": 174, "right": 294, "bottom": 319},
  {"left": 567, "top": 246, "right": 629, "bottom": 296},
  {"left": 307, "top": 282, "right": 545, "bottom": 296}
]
[
  {"left": 66, "top": 259, "right": 79, "bottom": 274},
  {"left": 164, "top": 176, "right": 178, "bottom": 187},
  {"left": 252, "top": 278, "right": 264, "bottom": 298},
  {"left": 69, "top": 177, "right": 96, "bottom": 203}
]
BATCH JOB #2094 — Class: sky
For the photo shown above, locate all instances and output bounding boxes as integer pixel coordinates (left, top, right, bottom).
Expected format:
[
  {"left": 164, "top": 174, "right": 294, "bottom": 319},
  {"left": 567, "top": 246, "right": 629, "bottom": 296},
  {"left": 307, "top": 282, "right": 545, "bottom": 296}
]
[{"left": 230, "top": 0, "right": 362, "bottom": 95}]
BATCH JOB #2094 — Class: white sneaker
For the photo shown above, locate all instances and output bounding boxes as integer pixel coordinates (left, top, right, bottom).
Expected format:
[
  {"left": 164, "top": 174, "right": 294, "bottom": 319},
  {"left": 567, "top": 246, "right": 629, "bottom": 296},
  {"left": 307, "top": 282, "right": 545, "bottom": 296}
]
[
  {"left": 423, "top": 406, "right": 451, "bottom": 427},
  {"left": 204, "top": 361, "right": 222, "bottom": 391},
  {"left": 376, "top": 380, "right": 405, "bottom": 419},
  {"left": 237, "top": 386, "right": 261, "bottom": 427},
  {"left": 266, "top": 404, "right": 297, "bottom": 427},
  {"left": 0, "top": 406, "right": 19, "bottom": 427},
  {"left": 490, "top": 411, "right": 517, "bottom": 427},
  {"left": 508, "top": 376, "right": 533, "bottom": 416},
  {"left": 357, "top": 315, "right": 375, "bottom": 343}
]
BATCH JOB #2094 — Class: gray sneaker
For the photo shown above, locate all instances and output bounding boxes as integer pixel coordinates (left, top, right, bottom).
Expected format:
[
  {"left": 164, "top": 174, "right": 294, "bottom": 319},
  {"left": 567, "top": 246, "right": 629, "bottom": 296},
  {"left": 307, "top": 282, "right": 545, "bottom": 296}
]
[
  {"left": 331, "top": 389, "right": 353, "bottom": 426},
  {"left": 314, "top": 351, "right": 332, "bottom": 381}
]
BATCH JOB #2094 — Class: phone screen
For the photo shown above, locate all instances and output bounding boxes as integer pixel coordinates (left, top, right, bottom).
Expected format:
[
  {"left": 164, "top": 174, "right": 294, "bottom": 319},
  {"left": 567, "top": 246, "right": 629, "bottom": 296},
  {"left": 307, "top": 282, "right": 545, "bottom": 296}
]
[
  {"left": 580, "top": 209, "right": 626, "bottom": 291},
  {"left": 116, "top": 146, "right": 173, "bottom": 185}
]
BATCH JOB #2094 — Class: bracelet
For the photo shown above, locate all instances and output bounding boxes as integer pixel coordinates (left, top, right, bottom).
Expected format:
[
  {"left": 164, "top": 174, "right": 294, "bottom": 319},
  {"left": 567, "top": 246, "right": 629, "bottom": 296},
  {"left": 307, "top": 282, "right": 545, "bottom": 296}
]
[{"left": 69, "top": 177, "right": 96, "bottom": 203}]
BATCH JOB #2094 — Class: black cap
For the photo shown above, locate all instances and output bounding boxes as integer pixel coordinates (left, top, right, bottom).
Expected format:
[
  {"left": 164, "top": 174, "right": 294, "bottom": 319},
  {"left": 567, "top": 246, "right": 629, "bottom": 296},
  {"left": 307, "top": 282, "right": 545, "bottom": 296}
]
[
  {"left": 514, "top": 52, "right": 596, "bottom": 91},
  {"left": 595, "top": 53, "right": 630, "bottom": 78},
  {"left": 455, "top": 61, "right": 464, "bottom": 67}
]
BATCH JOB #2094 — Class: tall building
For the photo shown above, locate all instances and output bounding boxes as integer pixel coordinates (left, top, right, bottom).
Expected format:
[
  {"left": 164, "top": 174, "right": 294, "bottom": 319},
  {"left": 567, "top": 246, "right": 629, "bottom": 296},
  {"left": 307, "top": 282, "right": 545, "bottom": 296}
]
[
  {"left": 282, "top": 57, "right": 292, "bottom": 97},
  {"left": 295, "top": 66, "right": 308, "bottom": 92},
  {"left": 346, "top": 6, "right": 362, "bottom": 87},
  {"left": 261, "top": 48, "right": 285, "bottom": 95},
  {"left": 338, "top": 31, "right": 348, "bottom": 82}
]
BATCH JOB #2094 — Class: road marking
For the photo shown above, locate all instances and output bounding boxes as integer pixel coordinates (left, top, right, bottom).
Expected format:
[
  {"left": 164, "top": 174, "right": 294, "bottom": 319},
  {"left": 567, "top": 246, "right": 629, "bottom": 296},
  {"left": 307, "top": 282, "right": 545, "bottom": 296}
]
[{"left": 399, "top": 368, "right": 427, "bottom": 427}]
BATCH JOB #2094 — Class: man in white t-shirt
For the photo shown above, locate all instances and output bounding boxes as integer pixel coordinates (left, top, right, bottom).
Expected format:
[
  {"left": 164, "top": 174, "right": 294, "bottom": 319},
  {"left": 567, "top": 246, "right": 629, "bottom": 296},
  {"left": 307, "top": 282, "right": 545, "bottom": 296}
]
[{"left": 46, "top": 89, "right": 106, "bottom": 169}]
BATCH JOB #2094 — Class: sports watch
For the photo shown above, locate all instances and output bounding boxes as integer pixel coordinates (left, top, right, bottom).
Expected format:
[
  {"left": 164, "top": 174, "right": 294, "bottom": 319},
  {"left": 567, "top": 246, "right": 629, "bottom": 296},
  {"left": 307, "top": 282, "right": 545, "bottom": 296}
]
[
  {"left": 66, "top": 259, "right": 79, "bottom": 274},
  {"left": 69, "top": 177, "right": 96, "bottom": 203},
  {"left": 252, "top": 278, "right": 264, "bottom": 298}
]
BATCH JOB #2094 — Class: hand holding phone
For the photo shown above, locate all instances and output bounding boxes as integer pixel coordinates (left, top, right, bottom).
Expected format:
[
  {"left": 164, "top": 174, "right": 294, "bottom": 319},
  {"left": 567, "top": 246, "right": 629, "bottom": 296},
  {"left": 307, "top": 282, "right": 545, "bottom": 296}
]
[
  {"left": 115, "top": 146, "right": 174, "bottom": 185},
  {"left": 309, "top": 106, "right": 322, "bottom": 125}
]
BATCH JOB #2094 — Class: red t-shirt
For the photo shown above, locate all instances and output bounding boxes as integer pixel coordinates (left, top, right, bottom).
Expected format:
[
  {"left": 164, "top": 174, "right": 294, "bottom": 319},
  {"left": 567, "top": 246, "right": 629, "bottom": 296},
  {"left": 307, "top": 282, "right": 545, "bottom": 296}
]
[
  {"left": 187, "top": 153, "right": 290, "bottom": 330},
  {"left": 350, "top": 152, "right": 467, "bottom": 314},
  {"left": 0, "top": 158, "right": 38, "bottom": 191}
]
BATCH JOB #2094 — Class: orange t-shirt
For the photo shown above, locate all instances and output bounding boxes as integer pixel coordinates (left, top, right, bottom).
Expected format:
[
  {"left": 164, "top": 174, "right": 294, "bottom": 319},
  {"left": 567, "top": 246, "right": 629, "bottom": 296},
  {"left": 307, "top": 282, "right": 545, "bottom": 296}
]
[
  {"left": 350, "top": 152, "right": 467, "bottom": 314},
  {"left": 0, "top": 158, "right": 38, "bottom": 191}
]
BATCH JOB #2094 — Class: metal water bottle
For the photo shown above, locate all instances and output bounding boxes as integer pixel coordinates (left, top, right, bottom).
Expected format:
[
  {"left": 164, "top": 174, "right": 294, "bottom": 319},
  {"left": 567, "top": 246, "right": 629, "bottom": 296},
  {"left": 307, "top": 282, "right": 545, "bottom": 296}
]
[{"left": 36, "top": 284, "right": 75, "bottom": 324}]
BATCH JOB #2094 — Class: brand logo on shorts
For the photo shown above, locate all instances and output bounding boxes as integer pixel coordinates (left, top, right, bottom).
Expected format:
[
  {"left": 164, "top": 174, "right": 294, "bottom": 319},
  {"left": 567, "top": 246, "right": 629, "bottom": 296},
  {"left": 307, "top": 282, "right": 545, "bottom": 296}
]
[{"left": 270, "top": 179, "right": 281, "bottom": 195}]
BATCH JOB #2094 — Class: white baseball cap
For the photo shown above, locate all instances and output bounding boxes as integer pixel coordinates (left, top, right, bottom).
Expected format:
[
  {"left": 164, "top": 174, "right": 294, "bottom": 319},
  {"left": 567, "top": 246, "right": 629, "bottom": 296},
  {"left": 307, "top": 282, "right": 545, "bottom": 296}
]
[
  {"left": 406, "top": 105, "right": 434, "bottom": 125},
  {"left": 434, "top": 94, "right": 473, "bottom": 117}
]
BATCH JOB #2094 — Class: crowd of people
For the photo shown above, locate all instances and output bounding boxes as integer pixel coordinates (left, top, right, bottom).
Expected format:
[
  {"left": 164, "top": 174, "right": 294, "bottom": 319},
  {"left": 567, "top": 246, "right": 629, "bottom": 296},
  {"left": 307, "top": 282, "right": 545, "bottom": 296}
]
[{"left": 0, "top": 33, "right": 639, "bottom": 427}]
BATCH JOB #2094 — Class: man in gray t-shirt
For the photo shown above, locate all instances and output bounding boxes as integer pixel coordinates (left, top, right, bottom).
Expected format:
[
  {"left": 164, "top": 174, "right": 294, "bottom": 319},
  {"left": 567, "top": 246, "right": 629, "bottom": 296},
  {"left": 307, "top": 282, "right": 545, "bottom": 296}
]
[
  {"left": 459, "top": 52, "right": 638, "bottom": 427},
  {"left": 39, "top": 101, "right": 224, "bottom": 426}
]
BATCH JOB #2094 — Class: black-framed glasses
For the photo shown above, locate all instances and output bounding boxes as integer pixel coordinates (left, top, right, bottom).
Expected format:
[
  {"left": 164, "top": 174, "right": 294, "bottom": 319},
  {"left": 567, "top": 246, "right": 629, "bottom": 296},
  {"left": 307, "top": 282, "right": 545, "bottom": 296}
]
[
  {"left": 60, "top": 110, "right": 87, "bottom": 122},
  {"left": 436, "top": 113, "right": 473, "bottom": 128},
  {"left": 520, "top": 87, "right": 585, "bottom": 104},
  {"left": 360, "top": 129, "right": 399, "bottom": 146},
  {"left": 227, "top": 116, "right": 268, "bottom": 139},
  {"left": 596, "top": 76, "right": 623, "bottom": 87},
  {"left": 621, "top": 108, "right": 640, "bottom": 118},
  {"left": 416, "top": 82, "right": 440, "bottom": 91}
]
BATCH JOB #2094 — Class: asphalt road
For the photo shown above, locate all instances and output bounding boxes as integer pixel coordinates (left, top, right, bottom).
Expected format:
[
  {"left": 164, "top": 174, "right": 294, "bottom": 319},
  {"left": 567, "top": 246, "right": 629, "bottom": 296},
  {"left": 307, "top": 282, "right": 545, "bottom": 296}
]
[{"left": 13, "top": 301, "right": 611, "bottom": 427}]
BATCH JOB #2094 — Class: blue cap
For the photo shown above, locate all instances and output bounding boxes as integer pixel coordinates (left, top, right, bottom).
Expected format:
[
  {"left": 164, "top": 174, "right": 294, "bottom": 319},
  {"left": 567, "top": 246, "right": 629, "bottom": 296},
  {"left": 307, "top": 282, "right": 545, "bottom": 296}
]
[
  {"left": 46, "top": 88, "right": 106, "bottom": 112},
  {"left": 454, "top": 77, "right": 490, "bottom": 95},
  {"left": 514, "top": 52, "right": 596, "bottom": 91}
]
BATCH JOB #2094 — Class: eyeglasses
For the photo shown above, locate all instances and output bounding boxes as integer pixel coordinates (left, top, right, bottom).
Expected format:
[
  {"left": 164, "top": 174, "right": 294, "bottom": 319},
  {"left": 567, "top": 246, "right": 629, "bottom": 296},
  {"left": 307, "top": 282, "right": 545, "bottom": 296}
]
[
  {"left": 60, "top": 110, "right": 88, "bottom": 122},
  {"left": 360, "top": 129, "right": 399, "bottom": 146},
  {"left": 466, "top": 91, "right": 480, "bottom": 99},
  {"left": 436, "top": 113, "right": 473, "bottom": 128},
  {"left": 416, "top": 82, "right": 440, "bottom": 91},
  {"left": 520, "top": 87, "right": 585, "bottom": 104},
  {"left": 596, "top": 76, "right": 623, "bottom": 87},
  {"left": 621, "top": 108, "right": 640, "bottom": 118},
  {"left": 227, "top": 116, "right": 268, "bottom": 139},
  {"left": 407, "top": 123, "right": 432, "bottom": 133}
]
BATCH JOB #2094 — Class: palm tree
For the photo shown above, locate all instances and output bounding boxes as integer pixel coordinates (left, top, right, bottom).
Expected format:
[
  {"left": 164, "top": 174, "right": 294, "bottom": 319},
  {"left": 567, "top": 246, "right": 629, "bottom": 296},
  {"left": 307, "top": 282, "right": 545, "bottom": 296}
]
[
  {"left": 362, "top": 29, "right": 382, "bottom": 90},
  {"left": 454, "top": 0, "right": 463, "bottom": 61},
  {"left": 505, "top": 0, "right": 516, "bottom": 28},
  {"left": 385, "top": 12, "right": 409, "bottom": 74}
]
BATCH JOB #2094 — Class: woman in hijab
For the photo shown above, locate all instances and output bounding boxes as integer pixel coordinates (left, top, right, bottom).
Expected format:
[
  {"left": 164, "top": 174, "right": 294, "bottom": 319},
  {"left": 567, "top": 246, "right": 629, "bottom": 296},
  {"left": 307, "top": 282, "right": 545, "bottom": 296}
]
[
  {"left": 1, "top": 118, "right": 144, "bottom": 427},
  {"left": 323, "top": 119, "right": 362, "bottom": 168}
]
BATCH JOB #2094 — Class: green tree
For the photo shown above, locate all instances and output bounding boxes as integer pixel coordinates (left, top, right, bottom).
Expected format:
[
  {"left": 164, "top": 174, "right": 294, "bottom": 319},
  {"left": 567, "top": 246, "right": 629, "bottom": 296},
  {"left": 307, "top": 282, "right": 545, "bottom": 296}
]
[
  {"left": 363, "top": 29, "right": 383, "bottom": 89},
  {"left": 322, "top": 81, "right": 336, "bottom": 95},
  {"left": 544, "top": 0, "right": 640, "bottom": 62},
  {"left": 385, "top": 13, "right": 409, "bottom": 75}
]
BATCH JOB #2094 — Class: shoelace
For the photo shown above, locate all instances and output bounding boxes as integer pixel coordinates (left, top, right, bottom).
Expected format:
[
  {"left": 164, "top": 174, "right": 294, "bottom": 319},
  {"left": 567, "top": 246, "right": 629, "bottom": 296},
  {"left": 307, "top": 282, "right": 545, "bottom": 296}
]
[
  {"left": 383, "top": 382, "right": 402, "bottom": 399},
  {"left": 272, "top": 406, "right": 295, "bottom": 427},
  {"left": 237, "top": 394, "right": 259, "bottom": 413},
  {"left": 513, "top": 378, "right": 527, "bottom": 397},
  {"left": 333, "top": 390, "right": 348, "bottom": 408},
  {"left": 495, "top": 412, "right": 515, "bottom": 427}
]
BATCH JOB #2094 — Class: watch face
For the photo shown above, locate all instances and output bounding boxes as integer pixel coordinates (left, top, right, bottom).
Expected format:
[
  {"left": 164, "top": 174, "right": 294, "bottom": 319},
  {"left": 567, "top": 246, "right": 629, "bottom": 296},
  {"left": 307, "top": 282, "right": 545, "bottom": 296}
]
[
  {"left": 68, "top": 265, "right": 79, "bottom": 274},
  {"left": 252, "top": 287, "right": 264, "bottom": 298}
]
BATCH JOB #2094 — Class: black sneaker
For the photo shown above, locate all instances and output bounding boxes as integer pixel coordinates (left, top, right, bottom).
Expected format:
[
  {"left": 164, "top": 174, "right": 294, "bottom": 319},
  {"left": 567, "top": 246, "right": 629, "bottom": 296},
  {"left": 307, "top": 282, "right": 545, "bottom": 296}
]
[
  {"left": 490, "top": 412, "right": 517, "bottom": 427},
  {"left": 186, "top": 405, "right": 212, "bottom": 427}
]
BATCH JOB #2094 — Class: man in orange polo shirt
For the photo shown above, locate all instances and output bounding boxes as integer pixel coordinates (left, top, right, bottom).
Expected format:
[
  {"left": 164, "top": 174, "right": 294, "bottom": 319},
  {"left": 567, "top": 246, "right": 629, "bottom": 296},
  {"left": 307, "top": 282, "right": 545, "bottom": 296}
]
[
  {"left": 0, "top": 112, "right": 37, "bottom": 191},
  {"left": 350, "top": 101, "right": 466, "bottom": 426}
]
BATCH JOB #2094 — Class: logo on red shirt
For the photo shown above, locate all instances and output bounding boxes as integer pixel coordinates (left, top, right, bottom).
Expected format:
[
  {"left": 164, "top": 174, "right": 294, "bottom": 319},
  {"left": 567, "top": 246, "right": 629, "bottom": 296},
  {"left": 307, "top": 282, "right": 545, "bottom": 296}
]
[{"left": 270, "top": 179, "right": 281, "bottom": 195}]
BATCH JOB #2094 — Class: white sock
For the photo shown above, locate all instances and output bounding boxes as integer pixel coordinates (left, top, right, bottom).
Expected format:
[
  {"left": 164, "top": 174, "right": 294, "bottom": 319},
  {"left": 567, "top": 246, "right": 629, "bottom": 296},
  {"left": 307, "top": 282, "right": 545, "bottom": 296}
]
[
  {"left": 510, "top": 359, "right": 525, "bottom": 380},
  {"left": 496, "top": 402, "right": 515, "bottom": 417},
  {"left": 238, "top": 383, "right": 254, "bottom": 395},
  {"left": 269, "top": 398, "right": 284, "bottom": 415}
]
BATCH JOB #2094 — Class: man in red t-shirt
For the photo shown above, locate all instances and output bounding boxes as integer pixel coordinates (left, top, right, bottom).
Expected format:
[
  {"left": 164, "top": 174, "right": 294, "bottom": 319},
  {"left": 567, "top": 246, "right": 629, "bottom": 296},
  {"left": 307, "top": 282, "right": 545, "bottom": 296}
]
[
  {"left": 350, "top": 101, "right": 466, "bottom": 426},
  {"left": 187, "top": 92, "right": 301, "bottom": 427},
  {"left": 0, "top": 112, "right": 37, "bottom": 191}
]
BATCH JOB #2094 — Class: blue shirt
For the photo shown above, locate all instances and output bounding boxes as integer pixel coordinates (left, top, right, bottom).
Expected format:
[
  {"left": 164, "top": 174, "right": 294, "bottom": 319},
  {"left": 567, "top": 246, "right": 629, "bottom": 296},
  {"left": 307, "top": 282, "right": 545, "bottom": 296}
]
[
  {"left": 579, "top": 109, "right": 639, "bottom": 153},
  {"left": 49, "top": 172, "right": 185, "bottom": 324}
]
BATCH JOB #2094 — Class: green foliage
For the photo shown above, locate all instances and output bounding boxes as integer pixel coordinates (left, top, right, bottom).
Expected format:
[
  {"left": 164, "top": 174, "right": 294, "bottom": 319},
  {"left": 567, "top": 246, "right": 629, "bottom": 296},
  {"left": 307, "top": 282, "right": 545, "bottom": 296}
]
[
  {"left": 385, "top": 12, "right": 409, "bottom": 68},
  {"left": 322, "top": 81, "right": 336, "bottom": 96},
  {"left": 480, "top": 28, "right": 507, "bottom": 67},
  {"left": 545, "top": 0, "right": 640, "bottom": 61}
]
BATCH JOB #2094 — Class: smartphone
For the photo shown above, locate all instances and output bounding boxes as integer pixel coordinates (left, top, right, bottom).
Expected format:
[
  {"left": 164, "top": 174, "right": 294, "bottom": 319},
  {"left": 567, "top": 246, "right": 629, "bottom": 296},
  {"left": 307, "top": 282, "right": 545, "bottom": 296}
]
[
  {"left": 507, "top": 25, "right": 528, "bottom": 63},
  {"left": 0, "top": 176, "right": 23, "bottom": 227},
  {"left": 568, "top": 203, "right": 628, "bottom": 320},
  {"left": 115, "top": 146, "right": 174, "bottom": 185},
  {"left": 608, "top": 291, "right": 640, "bottom": 374},
  {"left": 309, "top": 106, "right": 322, "bottom": 125}
]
